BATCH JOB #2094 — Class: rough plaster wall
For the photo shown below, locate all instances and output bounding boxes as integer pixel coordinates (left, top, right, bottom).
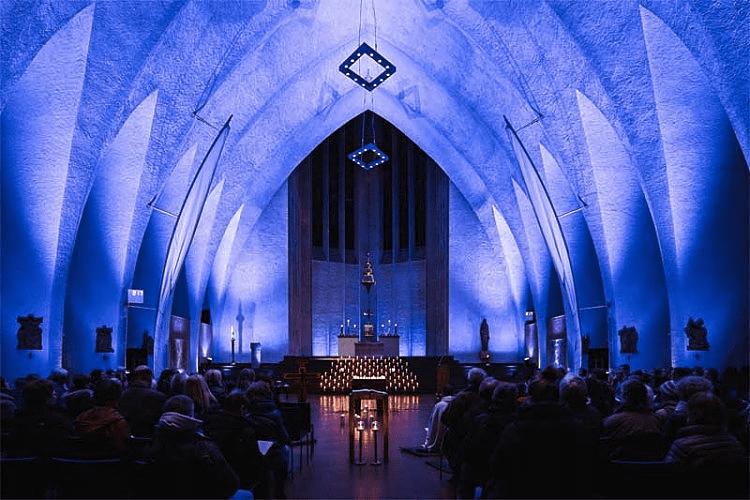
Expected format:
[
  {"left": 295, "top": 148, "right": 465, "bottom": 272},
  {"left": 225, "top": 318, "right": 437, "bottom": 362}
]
[
  {"left": 450, "top": 183, "right": 523, "bottom": 362},
  {"left": 1, "top": 1, "right": 748, "bottom": 380}
]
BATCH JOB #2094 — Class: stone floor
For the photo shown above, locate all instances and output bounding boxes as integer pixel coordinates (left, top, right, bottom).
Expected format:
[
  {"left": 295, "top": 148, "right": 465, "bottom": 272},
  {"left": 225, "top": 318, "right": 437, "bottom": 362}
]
[{"left": 284, "top": 393, "right": 455, "bottom": 500}]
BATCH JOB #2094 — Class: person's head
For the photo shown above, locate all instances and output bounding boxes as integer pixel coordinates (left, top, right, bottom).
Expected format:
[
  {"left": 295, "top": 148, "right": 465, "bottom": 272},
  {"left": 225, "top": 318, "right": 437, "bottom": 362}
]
[
  {"left": 237, "top": 368, "right": 256, "bottom": 390},
  {"left": 677, "top": 375, "right": 713, "bottom": 402},
  {"left": 48, "top": 368, "right": 69, "bottom": 387},
  {"left": 466, "top": 367, "right": 487, "bottom": 389},
  {"left": 131, "top": 365, "right": 153, "bottom": 385},
  {"left": 479, "top": 377, "right": 499, "bottom": 400},
  {"left": 492, "top": 381, "right": 519, "bottom": 410},
  {"left": 658, "top": 380, "right": 680, "bottom": 402},
  {"left": 156, "top": 368, "right": 177, "bottom": 393},
  {"left": 90, "top": 369, "right": 104, "bottom": 385},
  {"left": 560, "top": 375, "right": 588, "bottom": 408},
  {"left": 163, "top": 394, "right": 195, "bottom": 418},
  {"left": 621, "top": 377, "right": 649, "bottom": 409},
  {"left": 170, "top": 370, "right": 188, "bottom": 395},
  {"left": 687, "top": 391, "right": 726, "bottom": 428},
  {"left": 205, "top": 369, "right": 223, "bottom": 388},
  {"left": 246, "top": 380, "right": 273, "bottom": 401},
  {"left": 72, "top": 373, "right": 91, "bottom": 391},
  {"left": 529, "top": 374, "right": 559, "bottom": 403},
  {"left": 23, "top": 378, "right": 56, "bottom": 410},
  {"left": 94, "top": 378, "right": 123, "bottom": 407},
  {"left": 184, "top": 374, "right": 216, "bottom": 414},
  {"left": 590, "top": 367, "right": 608, "bottom": 382},
  {"left": 672, "top": 366, "right": 692, "bottom": 382},
  {"left": 223, "top": 391, "right": 249, "bottom": 415}
]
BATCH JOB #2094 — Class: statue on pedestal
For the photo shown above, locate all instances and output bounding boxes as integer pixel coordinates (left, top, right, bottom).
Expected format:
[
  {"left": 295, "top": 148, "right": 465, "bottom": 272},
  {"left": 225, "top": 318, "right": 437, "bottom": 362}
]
[{"left": 479, "top": 318, "right": 491, "bottom": 362}]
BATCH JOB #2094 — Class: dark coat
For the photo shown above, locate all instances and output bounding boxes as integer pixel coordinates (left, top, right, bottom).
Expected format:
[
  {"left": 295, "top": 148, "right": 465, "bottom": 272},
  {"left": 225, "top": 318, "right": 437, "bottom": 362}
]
[
  {"left": 666, "top": 424, "right": 746, "bottom": 466},
  {"left": 118, "top": 381, "right": 166, "bottom": 437},
  {"left": 203, "top": 409, "right": 264, "bottom": 490},
  {"left": 145, "top": 419, "right": 239, "bottom": 499},
  {"left": 489, "top": 401, "right": 598, "bottom": 499}
]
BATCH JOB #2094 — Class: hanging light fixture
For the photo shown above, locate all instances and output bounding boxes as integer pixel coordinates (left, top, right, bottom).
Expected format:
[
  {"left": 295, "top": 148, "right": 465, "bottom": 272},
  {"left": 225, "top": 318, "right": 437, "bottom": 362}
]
[
  {"left": 361, "top": 252, "right": 376, "bottom": 292},
  {"left": 348, "top": 141, "right": 388, "bottom": 170},
  {"left": 339, "top": 42, "right": 396, "bottom": 91}
]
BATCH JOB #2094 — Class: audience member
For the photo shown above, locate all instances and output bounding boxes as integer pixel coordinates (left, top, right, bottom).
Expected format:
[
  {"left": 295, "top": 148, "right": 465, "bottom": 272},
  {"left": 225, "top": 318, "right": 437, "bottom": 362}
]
[
  {"left": 245, "top": 381, "right": 290, "bottom": 499},
  {"left": 169, "top": 370, "right": 189, "bottom": 396},
  {"left": 463, "top": 381, "right": 518, "bottom": 498},
  {"left": 666, "top": 391, "right": 746, "bottom": 466},
  {"left": 205, "top": 369, "right": 228, "bottom": 403},
  {"left": 602, "top": 377, "right": 665, "bottom": 460},
  {"left": 488, "top": 371, "right": 598, "bottom": 498},
  {"left": 666, "top": 391, "right": 749, "bottom": 498},
  {"left": 663, "top": 375, "right": 714, "bottom": 444},
  {"left": 146, "top": 395, "right": 239, "bottom": 499},
  {"left": 232, "top": 368, "right": 256, "bottom": 395},
  {"left": 654, "top": 380, "right": 680, "bottom": 429},
  {"left": 423, "top": 386, "right": 455, "bottom": 452},
  {"left": 156, "top": 367, "right": 178, "bottom": 395},
  {"left": 441, "top": 367, "right": 486, "bottom": 475},
  {"left": 203, "top": 392, "right": 265, "bottom": 493},
  {"left": 10, "top": 378, "right": 74, "bottom": 457},
  {"left": 119, "top": 365, "right": 166, "bottom": 437},
  {"left": 184, "top": 373, "right": 219, "bottom": 419},
  {"left": 587, "top": 368, "right": 616, "bottom": 417},
  {"left": 560, "top": 374, "right": 602, "bottom": 439},
  {"left": 73, "top": 378, "right": 130, "bottom": 457},
  {"left": 62, "top": 372, "right": 95, "bottom": 419}
]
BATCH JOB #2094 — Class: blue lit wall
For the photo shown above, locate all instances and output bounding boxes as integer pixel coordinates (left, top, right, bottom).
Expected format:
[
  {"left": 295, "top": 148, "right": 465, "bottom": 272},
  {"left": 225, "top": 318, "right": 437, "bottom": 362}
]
[{"left": 1, "top": 1, "right": 747, "bottom": 381}]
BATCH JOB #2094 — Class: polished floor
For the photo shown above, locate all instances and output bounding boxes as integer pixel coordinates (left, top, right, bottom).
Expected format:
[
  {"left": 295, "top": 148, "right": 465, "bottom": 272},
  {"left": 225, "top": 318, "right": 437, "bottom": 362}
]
[{"left": 284, "top": 394, "right": 455, "bottom": 500}]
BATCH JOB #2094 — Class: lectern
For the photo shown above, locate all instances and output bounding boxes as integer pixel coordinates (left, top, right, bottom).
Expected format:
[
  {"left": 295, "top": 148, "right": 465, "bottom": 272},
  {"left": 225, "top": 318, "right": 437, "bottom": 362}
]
[{"left": 349, "top": 389, "right": 389, "bottom": 463}]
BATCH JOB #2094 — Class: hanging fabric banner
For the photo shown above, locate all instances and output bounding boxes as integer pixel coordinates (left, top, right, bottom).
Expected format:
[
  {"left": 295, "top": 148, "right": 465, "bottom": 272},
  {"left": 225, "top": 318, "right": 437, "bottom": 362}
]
[{"left": 153, "top": 116, "right": 232, "bottom": 369}]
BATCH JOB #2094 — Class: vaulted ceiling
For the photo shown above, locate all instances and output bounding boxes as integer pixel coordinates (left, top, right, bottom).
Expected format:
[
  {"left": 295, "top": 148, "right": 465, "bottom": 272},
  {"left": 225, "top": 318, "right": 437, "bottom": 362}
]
[{"left": 2, "top": 0, "right": 748, "bottom": 378}]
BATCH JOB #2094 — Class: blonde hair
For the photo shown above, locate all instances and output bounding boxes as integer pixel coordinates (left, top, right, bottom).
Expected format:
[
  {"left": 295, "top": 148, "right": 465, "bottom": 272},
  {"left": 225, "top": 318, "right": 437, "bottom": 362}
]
[{"left": 184, "top": 374, "right": 217, "bottom": 416}]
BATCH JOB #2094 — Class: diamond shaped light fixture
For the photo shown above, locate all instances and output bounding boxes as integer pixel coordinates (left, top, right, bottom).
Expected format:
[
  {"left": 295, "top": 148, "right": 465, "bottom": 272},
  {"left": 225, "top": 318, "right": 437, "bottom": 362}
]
[
  {"left": 339, "top": 42, "right": 396, "bottom": 91},
  {"left": 348, "top": 142, "right": 389, "bottom": 170}
]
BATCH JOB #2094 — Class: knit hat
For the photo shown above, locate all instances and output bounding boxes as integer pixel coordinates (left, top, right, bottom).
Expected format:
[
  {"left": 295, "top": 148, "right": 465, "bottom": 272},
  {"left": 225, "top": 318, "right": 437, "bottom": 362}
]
[
  {"left": 163, "top": 394, "right": 195, "bottom": 418},
  {"left": 658, "top": 380, "right": 679, "bottom": 401}
]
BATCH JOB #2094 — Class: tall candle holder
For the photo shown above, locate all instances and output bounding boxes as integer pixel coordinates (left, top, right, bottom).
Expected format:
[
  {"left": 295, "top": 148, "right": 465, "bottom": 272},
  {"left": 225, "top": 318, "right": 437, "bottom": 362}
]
[
  {"left": 371, "top": 420, "right": 382, "bottom": 465},
  {"left": 355, "top": 418, "right": 366, "bottom": 465},
  {"left": 231, "top": 328, "right": 236, "bottom": 364}
]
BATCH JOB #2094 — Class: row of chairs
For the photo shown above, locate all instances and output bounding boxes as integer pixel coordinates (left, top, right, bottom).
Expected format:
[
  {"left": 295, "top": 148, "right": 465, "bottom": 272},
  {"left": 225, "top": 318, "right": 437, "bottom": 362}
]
[{"left": 1, "top": 454, "right": 147, "bottom": 499}]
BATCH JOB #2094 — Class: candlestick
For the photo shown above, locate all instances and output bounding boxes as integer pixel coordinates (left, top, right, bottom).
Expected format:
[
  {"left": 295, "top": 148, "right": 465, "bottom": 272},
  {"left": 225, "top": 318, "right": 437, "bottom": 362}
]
[
  {"left": 371, "top": 420, "right": 382, "bottom": 465},
  {"left": 355, "top": 419, "right": 366, "bottom": 465}
]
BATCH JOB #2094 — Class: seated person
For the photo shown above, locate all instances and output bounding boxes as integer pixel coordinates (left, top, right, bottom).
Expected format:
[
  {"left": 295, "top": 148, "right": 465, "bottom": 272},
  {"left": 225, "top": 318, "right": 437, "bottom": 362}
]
[
  {"left": 73, "top": 378, "right": 130, "bottom": 457},
  {"left": 602, "top": 377, "right": 665, "bottom": 461},
  {"left": 146, "top": 395, "right": 239, "bottom": 499},
  {"left": 119, "top": 365, "right": 166, "bottom": 437},
  {"left": 203, "top": 392, "right": 264, "bottom": 491}
]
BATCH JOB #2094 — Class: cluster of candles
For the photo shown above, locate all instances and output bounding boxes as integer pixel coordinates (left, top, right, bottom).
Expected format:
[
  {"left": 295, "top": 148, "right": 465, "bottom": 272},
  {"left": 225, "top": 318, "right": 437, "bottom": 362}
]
[
  {"left": 319, "top": 356, "right": 419, "bottom": 393},
  {"left": 353, "top": 406, "right": 383, "bottom": 465}
]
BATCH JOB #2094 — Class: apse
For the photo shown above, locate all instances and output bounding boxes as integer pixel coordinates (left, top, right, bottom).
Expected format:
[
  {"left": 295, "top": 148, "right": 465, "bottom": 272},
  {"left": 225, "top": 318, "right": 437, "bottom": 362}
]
[{"left": 1, "top": 1, "right": 747, "bottom": 382}]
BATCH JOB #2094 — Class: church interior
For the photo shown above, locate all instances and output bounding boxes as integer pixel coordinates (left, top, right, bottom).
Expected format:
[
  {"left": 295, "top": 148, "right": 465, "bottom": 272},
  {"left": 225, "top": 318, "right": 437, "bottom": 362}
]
[{"left": 1, "top": 1, "right": 748, "bottom": 499}]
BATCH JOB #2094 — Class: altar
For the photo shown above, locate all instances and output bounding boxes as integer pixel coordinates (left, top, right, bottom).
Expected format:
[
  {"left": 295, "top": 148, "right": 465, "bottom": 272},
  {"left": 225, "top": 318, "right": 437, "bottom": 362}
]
[{"left": 338, "top": 335, "right": 399, "bottom": 357}]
